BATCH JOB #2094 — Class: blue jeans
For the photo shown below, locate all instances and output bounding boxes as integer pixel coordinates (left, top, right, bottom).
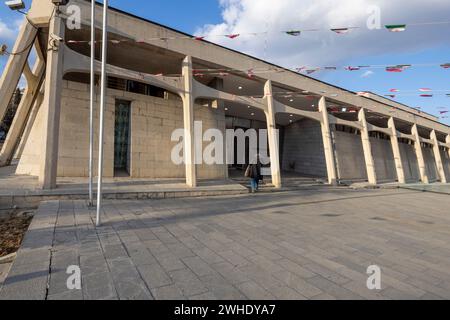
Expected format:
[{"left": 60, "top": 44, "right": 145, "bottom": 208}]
[{"left": 250, "top": 178, "right": 259, "bottom": 192}]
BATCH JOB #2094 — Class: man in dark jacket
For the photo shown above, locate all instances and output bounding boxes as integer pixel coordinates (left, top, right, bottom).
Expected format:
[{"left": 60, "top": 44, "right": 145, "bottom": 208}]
[{"left": 245, "top": 156, "right": 262, "bottom": 193}]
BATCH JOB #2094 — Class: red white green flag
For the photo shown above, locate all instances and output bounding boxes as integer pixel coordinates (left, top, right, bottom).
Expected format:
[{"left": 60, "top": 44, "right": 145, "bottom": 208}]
[
  {"left": 331, "top": 28, "right": 350, "bottom": 34},
  {"left": 385, "top": 24, "right": 407, "bottom": 32},
  {"left": 286, "top": 30, "right": 302, "bottom": 36}
]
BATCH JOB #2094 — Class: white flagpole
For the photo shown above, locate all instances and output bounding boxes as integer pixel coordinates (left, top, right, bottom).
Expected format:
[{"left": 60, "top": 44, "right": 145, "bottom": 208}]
[
  {"left": 89, "top": 0, "right": 95, "bottom": 207},
  {"left": 96, "top": 0, "right": 108, "bottom": 227}
]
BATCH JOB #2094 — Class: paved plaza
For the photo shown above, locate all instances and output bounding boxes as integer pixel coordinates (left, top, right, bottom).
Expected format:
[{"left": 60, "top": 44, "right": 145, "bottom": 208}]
[{"left": 1, "top": 187, "right": 450, "bottom": 300}]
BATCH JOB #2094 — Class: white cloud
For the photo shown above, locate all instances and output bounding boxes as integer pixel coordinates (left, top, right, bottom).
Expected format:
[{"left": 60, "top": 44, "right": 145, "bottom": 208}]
[
  {"left": 361, "top": 70, "right": 374, "bottom": 78},
  {"left": 196, "top": 0, "right": 450, "bottom": 68},
  {"left": 0, "top": 18, "right": 22, "bottom": 42}
]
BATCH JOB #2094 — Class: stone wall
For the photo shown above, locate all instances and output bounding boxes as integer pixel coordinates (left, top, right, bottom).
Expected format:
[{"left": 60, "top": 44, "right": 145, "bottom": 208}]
[
  {"left": 281, "top": 119, "right": 327, "bottom": 177},
  {"left": 441, "top": 149, "right": 450, "bottom": 182},
  {"left": 333, "top": 130, "right": 367, "bottom": 181},
  {"left": 422, "top": 145, "right": 438, "bottom": 182},
  {"left": 370, "top": 136, "right": 397, "bottom": 182},
  {"left": 17, "top": 80, "right": 227, "bottom": 179},
  {"left": 398, "top": 141, "right": 420, "bottom": 182}
]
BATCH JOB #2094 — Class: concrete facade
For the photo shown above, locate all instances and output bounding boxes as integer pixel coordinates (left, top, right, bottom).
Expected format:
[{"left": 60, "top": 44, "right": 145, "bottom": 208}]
[
  {"left": 1, "top": 0, "right": 450, "bottom": 189},
  {"left": 17, "top": 81, "right": 227, "bottom": 180}
]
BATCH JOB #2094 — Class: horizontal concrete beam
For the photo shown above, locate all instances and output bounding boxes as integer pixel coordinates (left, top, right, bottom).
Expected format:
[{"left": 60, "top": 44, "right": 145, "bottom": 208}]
[
  {"left": 328, "top": 115, "right": 363, "bottom": 130},
  {"left": 366, "top": 123, "right": 392, "bottom": 136},
  {"left": 273, "top": 101, "right": 321, "bottom": 122}
]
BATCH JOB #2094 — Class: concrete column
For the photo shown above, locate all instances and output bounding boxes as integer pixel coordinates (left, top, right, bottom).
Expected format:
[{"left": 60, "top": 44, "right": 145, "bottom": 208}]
[
  {"left": 0, "top": 59, "right": 45, "bottom": 166},
  {"left": 264, "top": 80, "right": 282, "bottom": 188},
  {"left": 387, "top": 118, "right": 406, "bottom": 184},
  {"left": 38, "top": 16, "right": 65, "bottom": 189},
  {"left": 14, "top": 86, "right": 44, "bottom": 160},
  {"left": 182, "top": 56, "right": 197, "bottom": 187},
  {"left": 318, "top": 97, "right": 337, "bottom": 185},
  {"left": 358, "top": 108, "right": 377, "bottom": 184},
  {"left": 430, "top": 130, "right": 447, "bottom": 183},
  {"left": 447, "top": 135, "right": 450, "bottom": 158},
  {"left": 0, "top": 20, "right": 38, "bottom": 122},
  {"left": 411, "top": 124, "right": 429, "bottom": 184}
]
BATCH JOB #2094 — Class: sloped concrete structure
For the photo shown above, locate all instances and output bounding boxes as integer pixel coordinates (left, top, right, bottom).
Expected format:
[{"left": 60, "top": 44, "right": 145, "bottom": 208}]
[{"left": 1, "top": 0, "right": 449, "bottom": 190}]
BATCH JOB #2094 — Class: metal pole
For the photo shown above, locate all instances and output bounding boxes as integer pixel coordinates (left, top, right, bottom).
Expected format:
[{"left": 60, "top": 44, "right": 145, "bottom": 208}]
[
  {"left": 89, "top": 0, "right": 95, "bottom": 207},
  {"left": 96, "top": 0, "right": 108, "bottom": 227}
]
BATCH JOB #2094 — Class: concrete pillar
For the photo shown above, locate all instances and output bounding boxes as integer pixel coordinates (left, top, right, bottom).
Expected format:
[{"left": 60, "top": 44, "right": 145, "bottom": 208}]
[
  {"left": 387, "top": 118, "right": 406, "bottom": 184},
  {"left": 0, "top": 20, "right": 38, "bottom": 122},
  {"left": 38, "top": 16, "right": 65, "bottom": 189},
  {"left": 358, "top": 108, "right": 377, "bottom": 184},
  {"left": 430, "top": 130, "right": 447, "bottom": 183},
  {"left": 14, "top": 86, "right": 44, "bottom": 160},
  {"left": 0, "top": 59, "right": 45, "bottom": 166},
  {"left": 182, "top": 56, "right": 197, "bottom": 187},
  {"left": 318, "top": 97, "right": 337, "bottom": 185},
  {"left": 447, "top": 135, "right": 450, "bottom": 158},
  {"left": 411, "top": 124, "right": 429, "bottom": 184},
  {"left": 264, "top": 80, "right": 282, "bottom": 188}
]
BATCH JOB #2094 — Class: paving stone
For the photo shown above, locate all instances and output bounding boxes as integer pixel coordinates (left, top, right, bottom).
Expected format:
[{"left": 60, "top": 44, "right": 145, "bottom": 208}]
[{"left": 137, "top": 263, "right": 172, "bottom": 289}]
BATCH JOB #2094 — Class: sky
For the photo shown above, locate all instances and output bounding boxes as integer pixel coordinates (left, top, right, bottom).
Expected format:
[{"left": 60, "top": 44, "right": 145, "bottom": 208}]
[{"left": 0, "top": 0, "right": 449, "bottom": 125}]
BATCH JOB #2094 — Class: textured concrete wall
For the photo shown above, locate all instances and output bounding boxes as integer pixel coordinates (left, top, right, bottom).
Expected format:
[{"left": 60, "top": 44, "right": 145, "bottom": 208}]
[
  {"left": 370, "top": 137, "right": 397, "bottom": 182},
  {"left": 281, "top": 119, "right": 327, "bottom": 177},
  {"left": 422, "top": 146, "right": 438, "bottom": 182},
  {"left": 398, "top": 142, "right": 420, "bottom": 182},
  {"left": 441, "top": 149, "right": 450, "bottom": 182},
  {"left": 16, "top": 99, "right": 45, "bottom": 175},
  {"left": 333, "top": 130, "right": 367, "bottom": 181},
  {"left": 17, "top": 80, "right": 227, "bottom": 179}
]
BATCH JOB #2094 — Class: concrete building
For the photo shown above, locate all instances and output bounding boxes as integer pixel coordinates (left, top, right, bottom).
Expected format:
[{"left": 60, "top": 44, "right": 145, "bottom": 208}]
[{"left": 0, "top": 0, "right": 449, "bottom": 190}]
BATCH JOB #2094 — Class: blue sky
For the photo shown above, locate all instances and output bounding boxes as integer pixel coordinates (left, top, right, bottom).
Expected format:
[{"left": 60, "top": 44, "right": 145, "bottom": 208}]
[{"left": 0, "top": 0, "right": 449, "bottom": 125}]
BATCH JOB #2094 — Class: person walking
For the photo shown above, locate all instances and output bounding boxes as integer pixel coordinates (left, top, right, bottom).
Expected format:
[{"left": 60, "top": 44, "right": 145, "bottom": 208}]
[{"left": 245, "top": 156, "right": 262, "bottom": 193}]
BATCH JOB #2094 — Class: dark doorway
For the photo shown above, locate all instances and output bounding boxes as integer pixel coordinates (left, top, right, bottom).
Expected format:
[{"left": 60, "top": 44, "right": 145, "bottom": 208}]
[{"left": 114, "top": 100, "right": 131, "bottom": 176}]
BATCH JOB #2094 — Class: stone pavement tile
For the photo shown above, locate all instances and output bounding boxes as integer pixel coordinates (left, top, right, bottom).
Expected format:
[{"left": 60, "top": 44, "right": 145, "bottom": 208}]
[
  {"left": 403, "top": 277, "right": 450, "bottom": 299},
  {"left": 303, "top": 262, "right": 352, "bottom": 286},
  {"left": 48, "top": 267, "right": 73, "bottom": 296},
  {"left": 143, "top": 239, "right": 170, "bottom": 255},
  {"left": 306, "top": 276, "right": 364, "bottom": 300},
  {"left": 192, "top": 247, "right": 226, "bottom": 265},
  {"left": 168, "top": 268, "right": 209, "bottom": 297},
  {"left": 268, "top": 285, "right": 307, "bottom": 300},
  {"left": 188, "top": 291, "right": 217, "bottom": 300},
  {"left": 113, "top": 278, "right": 153, "bottom": 300},
  {"left": 420, "top": 292, "right": 444, "bottom": 300},
  {"left": 210, "top": 261, "right": 250, "bottom": 285},
  {"left": 151, "top": 284, "right": 186, "bottom": 300},
  {"left": 216, "top": 250, "right": 250, "bottom": 267},
  {"left": 309, "top": 293, "right": 337, "bottom": 300},
  {"left": 380, "top": 287, "right": 418, "bottom": 300},
  {"left": 166, "top": 243, "right": 196, "bottom": 259},
  {"left": 235, "top": 281, "right": 275, "bottom": 300},
  {"left": 47, "top": 289, "right": 83, "bottom": 300},
  {"left": 275, "top": 259, "right": 317, "bottom": 279},
  {"left": 272, "top": 270, "right": 323, "bottom": 298},
  {"left": 80, "top": 255, "right": 109, "bottom": 277},
  {"left": 200, "top": 274, "right": 247, "bottom": 300},
  {"left": 177, "top": 236, "right": 205, "bottom": 250},
  {"left": 154, "top": 252, "right": 186, "bottom": 273},
  {"left": 13, "top": 248, "right": 51, "bottom": 268},
  {"left": 125, "top": 244, "right": 158, "bottom": 267},
  {"left": 103, "top": 243, "right": 129, "bottom": 261},
  {"left": 342, "top": 280, "right": 387, "bottom": 300},
  {"left": 82, "top": 272, "right": 117, "bottom": 300},
  {"left": 182, "top": 256, "right": 216, "bottom": 277},
  {"left": 137, "top": 263, "right": 172, "bottom": 289},
  {"left": 246, "top": 255, "right": 284, "bottom": 274},
  {"left": 381, "top": 274, "right": 427, "bottom": 299},
  {"left": 0, "top": 262, "right": 49, "bottom": 300}
]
